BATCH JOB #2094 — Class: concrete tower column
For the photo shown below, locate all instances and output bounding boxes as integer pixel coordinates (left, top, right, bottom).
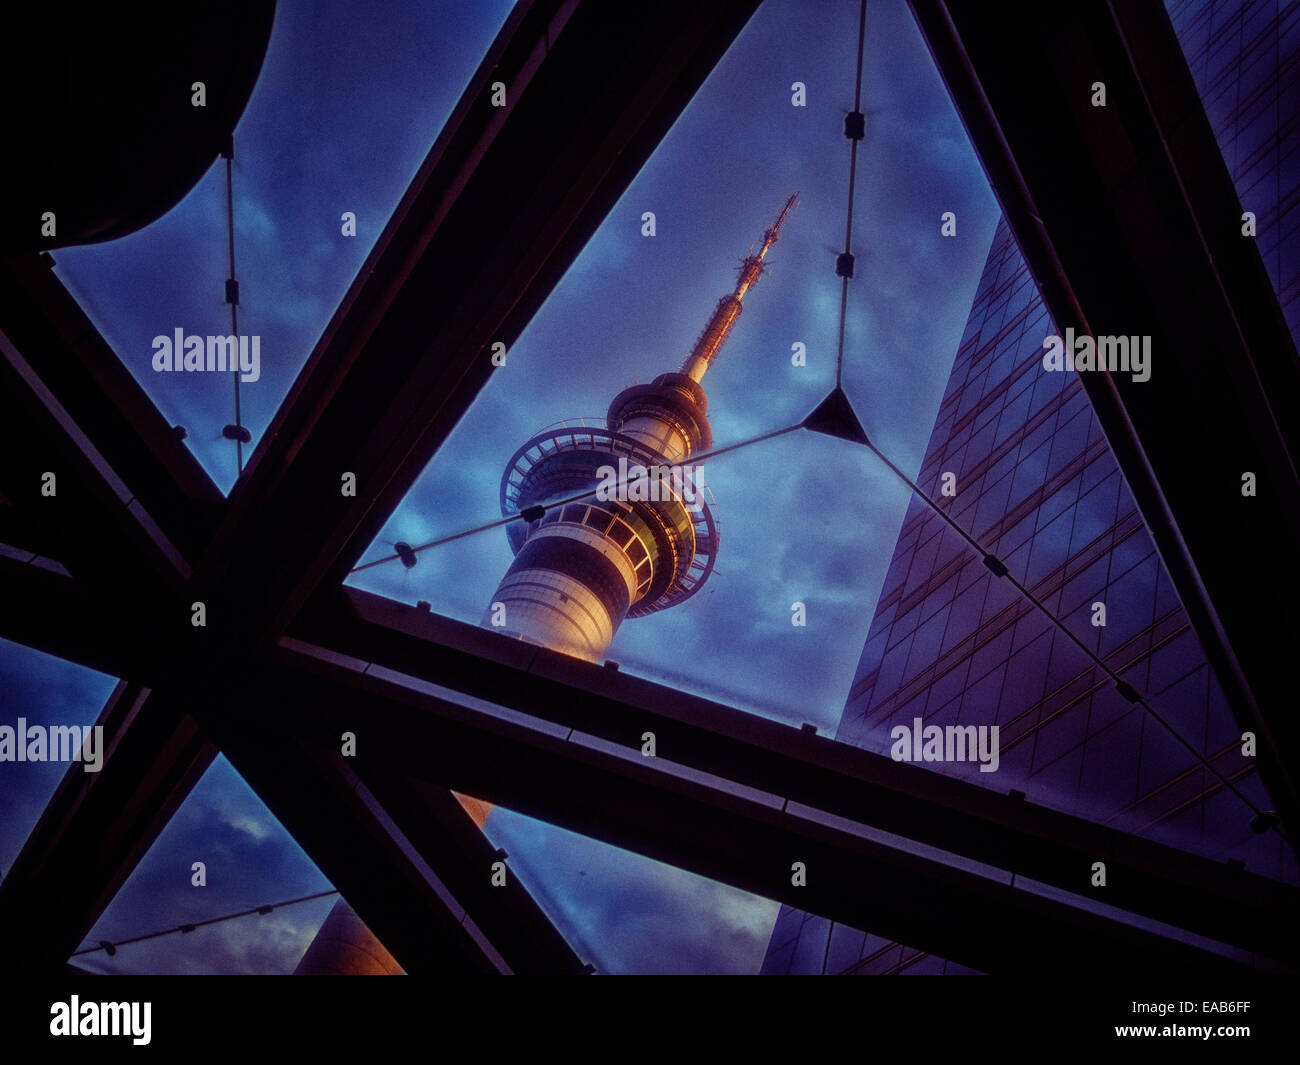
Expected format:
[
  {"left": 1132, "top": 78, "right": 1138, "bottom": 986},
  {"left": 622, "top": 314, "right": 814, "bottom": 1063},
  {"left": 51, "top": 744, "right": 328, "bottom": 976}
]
[
  {"left": 482, "top": 521, "right": 640, "bottom": 662},
  {"left": 292, "top": 899, "right": 404, "bottom": 975}
]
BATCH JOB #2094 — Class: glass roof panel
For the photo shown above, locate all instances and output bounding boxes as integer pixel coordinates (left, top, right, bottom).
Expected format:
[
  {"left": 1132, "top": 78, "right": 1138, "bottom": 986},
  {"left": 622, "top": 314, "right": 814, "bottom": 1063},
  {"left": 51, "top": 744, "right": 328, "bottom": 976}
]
[
  {"left": 51, "top": 0, "right": 517, "bottom": 493},
  {"left": 0, "top": 640, "right": 118, "bottom": 887},
  {"left": 77, "top": 755, "right": 336, "bottom": 974}
]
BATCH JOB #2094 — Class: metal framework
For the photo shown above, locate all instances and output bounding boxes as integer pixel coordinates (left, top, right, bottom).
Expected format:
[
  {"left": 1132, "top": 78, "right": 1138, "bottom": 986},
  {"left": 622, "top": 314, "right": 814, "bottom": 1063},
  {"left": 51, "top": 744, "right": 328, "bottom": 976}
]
[{"left": 0, "top": 0, "right": 1295, "bottom": 975}]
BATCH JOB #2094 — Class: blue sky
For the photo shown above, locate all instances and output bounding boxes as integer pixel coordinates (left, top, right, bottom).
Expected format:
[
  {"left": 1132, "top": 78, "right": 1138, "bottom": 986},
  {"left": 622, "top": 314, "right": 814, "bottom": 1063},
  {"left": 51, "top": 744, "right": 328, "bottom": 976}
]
[{"left": 1, "top": 0, "right": 1000, "bottom": 973}]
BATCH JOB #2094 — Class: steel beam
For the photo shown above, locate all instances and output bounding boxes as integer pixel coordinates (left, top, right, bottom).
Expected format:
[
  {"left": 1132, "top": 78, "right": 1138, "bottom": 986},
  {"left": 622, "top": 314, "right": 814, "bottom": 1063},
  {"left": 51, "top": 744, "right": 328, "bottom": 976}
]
[
  {"left": 197, "top": 662, "right": 589, "bottom": 974},
  {"left": 256, "top": 638, "right": 1274, "bottom": 975},
  {"left": 349, "top": 767, "right": 588, "bottom": 975},
  {"left": 0, "top": 554, "right": 159, "bottom": 681},
  {"left": 0, "top": 682, "right": 216, "bottom": 970},
  {"left": 909, "top": 0, "right": 1300, "bottom": 843},
  {"left": 0, "top": 258, "right": 223, "bottom": 603},
  {"left": 292, "top": 588, "right": 1300, "bottom": 962},
  {"left": 196, "top": 709, "right": 507, "bottom": 975}
]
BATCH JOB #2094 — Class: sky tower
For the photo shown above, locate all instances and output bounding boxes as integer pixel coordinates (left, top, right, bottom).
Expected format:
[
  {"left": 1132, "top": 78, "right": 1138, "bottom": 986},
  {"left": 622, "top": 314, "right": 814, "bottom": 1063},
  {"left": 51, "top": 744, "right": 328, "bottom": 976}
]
[
  {"left": 297, "top": 196, "right": 797, "bottom": 974},
  {"left": 483, "top": 193, "right": 798, "bottom": 662}
]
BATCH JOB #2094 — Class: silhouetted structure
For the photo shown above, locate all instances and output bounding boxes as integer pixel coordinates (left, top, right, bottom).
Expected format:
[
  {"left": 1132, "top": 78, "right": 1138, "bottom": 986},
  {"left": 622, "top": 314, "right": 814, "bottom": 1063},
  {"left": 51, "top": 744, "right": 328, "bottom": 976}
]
[{"left": 1, "top": 0, "right": 1295, "bottom": 979}]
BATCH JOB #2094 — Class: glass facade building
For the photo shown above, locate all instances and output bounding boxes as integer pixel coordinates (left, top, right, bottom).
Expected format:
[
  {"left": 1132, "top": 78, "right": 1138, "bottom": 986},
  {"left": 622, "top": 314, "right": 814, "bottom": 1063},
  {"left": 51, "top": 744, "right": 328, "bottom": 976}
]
[{"left": 763, "top": 0, "right": 1300, "bottom": 975}]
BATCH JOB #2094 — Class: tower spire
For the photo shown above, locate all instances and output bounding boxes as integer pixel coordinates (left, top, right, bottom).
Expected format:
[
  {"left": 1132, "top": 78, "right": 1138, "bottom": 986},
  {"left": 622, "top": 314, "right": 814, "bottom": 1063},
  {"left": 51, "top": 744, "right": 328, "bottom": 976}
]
[{"left": 681, "top": 192, "right": 798, "bottom": 383}]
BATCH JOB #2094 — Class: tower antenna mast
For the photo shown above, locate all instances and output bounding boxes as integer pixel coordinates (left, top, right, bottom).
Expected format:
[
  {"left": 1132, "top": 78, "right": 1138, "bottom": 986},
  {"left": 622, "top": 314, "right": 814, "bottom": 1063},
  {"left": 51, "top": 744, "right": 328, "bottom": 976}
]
[{"left": 681, "top": 192, "right": 799, "bottom": 382}]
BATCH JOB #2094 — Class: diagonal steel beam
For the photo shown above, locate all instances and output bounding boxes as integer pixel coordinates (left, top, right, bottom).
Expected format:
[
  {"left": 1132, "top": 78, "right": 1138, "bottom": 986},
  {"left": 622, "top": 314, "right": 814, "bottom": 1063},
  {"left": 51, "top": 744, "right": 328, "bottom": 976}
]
[
  {"left": 0, "top": 257, "right": 223, "bottom": 594},
  {"left": 908, "top": 0, "right": 1300, "bottom": 844},
  {"left": 352, "top": 763, "right": 588, "bottom": 974},
  {"left": 291, "top": 588, "right": 1300, "bottom": 962},
  {"left": 0, "top": 331, "right": 191, "bottom": 604},
  {"left": 254, "top": 638, "right": 1276, "bottom": 975},
  {"left": 0, "top": 682, "right": 216, "bottom": 970},
  {"left": 194, "top": 659, "right": 589, "bottom": 974},
  {"left": 194, "top": 709, "right": 507, "bottom": 975},
  {"left": 0, "top": 554, "right": 161, "bottom": 682}
]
